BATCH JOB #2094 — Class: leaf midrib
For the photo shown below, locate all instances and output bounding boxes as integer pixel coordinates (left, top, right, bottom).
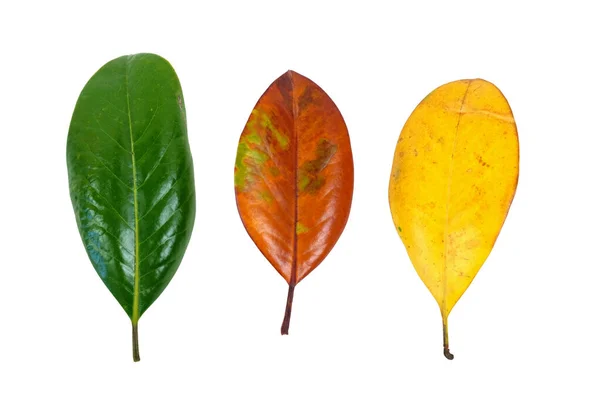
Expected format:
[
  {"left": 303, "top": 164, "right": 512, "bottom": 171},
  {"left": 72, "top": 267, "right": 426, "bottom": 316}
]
[
  {"left": 290, "top": 72, "right": 298, "bottom": 286},
  {"left": 125, "top": 57, "right": 141, "bottom": 323},
  {"left": 442, "top": 80, "right": 472, "bottom": 314}
]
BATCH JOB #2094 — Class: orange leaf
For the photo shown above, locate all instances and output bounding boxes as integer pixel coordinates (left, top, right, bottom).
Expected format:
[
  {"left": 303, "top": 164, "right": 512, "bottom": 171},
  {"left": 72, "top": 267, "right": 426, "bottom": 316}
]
[{"left": 234, "top": 71, "right": 354, "bottom": 334}]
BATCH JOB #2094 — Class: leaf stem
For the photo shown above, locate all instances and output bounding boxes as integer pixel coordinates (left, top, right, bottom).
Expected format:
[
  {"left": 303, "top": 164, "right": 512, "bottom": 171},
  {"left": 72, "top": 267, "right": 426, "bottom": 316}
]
[
  {"left": 132, "top": 322, "right": 140, "bottom": 362},
  {"left": 443, "top": 315, "right": 454, "bottom": 360},
  {"left": 280, "top": 282, "right": 296, "bottom": 335}
]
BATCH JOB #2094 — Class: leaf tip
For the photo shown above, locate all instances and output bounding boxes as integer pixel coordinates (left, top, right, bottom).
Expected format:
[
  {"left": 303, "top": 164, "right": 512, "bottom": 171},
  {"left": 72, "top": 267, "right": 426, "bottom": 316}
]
[{"left": 283, "top": 69, "right": 304, "bottom": 82}]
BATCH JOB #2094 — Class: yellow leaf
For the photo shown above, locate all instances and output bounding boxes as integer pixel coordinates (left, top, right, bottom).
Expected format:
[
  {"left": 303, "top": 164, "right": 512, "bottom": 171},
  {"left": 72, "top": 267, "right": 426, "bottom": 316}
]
[{"left": 388, "top": 79, "right": 519, "bottom": 359}]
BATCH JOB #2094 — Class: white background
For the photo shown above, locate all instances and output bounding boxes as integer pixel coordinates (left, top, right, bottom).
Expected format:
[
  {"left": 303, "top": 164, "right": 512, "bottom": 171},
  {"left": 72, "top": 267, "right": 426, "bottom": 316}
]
[{"left": 1, "top": 0, "right": 599, "bottom": 398}]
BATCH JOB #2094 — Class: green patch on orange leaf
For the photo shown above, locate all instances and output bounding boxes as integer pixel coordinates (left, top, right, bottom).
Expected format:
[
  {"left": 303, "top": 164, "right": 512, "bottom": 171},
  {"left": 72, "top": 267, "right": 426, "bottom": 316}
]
[
  {"left": 272, "top": 129, "right": 289, "bottom": 150},
  {"left": 269, "top": 166, "right": 280, "bottom": 177},
  {"left": 234, "top": 136, "right": 270, "bottom": 190},
  {"left": 247, "top": 148, "right": 268, "bottom": 164},
  {"left": 234, "top": 142, "right": 252, "bottom": 189},
  {"left": 259, "top": 191, "right": 273, "bottom": 203},
  {"left": 298, "top": 139, "right": 338, "bottom": 194},
  {"left": 299, "top": 175, "right": 325, "bottom": 193},
  {"left": 298, "top": 175, "right": 310, "bottom": 191},
  {"left": 296, "top": 222, "right": 309, "bottom": 234},
  {"left": 252, "top": 108, "right": 289, "bottom": 150},
  {"left": 246, "top": 131, "right": 262, "bottom": 145}
]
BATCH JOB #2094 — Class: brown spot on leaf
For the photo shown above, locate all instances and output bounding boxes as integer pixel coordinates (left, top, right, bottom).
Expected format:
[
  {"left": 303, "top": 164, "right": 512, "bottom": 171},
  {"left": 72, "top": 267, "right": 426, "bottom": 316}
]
[
  {"left": 298, "top": 85, "right": 316, "bottom": 110},
  {"left": 298, "top": 139, "right": 338, "bottom": 194},
  {"left": 269, "top": 166, "right": 280, "bottom": 177},
  {"left": 476, "top": 154, "right": 490, "bottom": 168},
  {"left": 465, "top": 239, "right": 480, "bottom": 249},
  {"left": 276, "top": 73, "right": 293, "bottom": 110}
]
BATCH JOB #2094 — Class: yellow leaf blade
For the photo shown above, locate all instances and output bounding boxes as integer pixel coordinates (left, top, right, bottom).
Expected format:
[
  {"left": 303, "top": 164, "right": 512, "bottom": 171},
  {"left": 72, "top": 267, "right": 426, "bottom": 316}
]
[{"left": 389, "top": 79, "right": 519, "bottom": 357}]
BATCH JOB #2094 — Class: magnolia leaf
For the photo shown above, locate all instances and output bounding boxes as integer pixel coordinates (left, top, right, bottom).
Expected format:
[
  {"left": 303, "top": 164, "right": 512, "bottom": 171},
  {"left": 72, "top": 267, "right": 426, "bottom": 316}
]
[
  {"left": 389, "top": 79, "right": 519, "bottom": 359},
  {"left": 67, "top": 53, "right": 195, "bottom": 361},
  {"left": 235, "top": 71, "right": 354, "bottom": 334}
]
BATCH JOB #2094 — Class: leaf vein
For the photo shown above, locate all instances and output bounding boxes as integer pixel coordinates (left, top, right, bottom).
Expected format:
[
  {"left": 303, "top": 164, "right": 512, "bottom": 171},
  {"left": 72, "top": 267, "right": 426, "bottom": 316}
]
[
  {"left": 138, "top": 163, "right": 192, "bottom": 221},
  {"left": 137, "top": 133, "right": 180, "bottom": 190},
  {"left": 83, "top": 145, "right": 134, "bottom": 191},
  {"left": 86, "top": 242, "right": 132, "bottom": 272},
  {"left": 86, "top": 223, "right": 135, "bottom": 256},
  {"left": 139, "top": 230, "right": 188, "bottom": 266},
  {"left": 139, "top": 190, "right": 194, "bottom": 246},
  {"left": 134, "top": 103, "right": 161, "bottom": 145},
  {"left": 93, "top": 116, "right": 131, "bottom": 154},
  {"left": 83, "top": 175, "right": 135, "bottom": 232}
]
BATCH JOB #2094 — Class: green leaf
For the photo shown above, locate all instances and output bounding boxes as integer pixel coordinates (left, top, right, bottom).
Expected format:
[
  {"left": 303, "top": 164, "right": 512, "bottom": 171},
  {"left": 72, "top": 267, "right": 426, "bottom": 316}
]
[{"left": 67, "top": 53, "right": 195, "bottom": 361}]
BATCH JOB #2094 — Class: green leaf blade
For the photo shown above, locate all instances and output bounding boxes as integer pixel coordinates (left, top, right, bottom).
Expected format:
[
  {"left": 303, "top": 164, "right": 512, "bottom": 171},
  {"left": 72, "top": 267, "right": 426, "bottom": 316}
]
[{"left": 67, "top": 53, "right": 195, "bottom": 358}]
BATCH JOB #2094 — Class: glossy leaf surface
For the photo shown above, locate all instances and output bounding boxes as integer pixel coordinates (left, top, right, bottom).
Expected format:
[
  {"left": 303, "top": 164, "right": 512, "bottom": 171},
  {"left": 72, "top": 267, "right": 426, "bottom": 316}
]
[
  {"left": 67, "top": 54, "right": 195, "bottom": 361},
  {"left": 388, "top": 79, "right": 519, "bottom": 359},
  {"left": 235, "top": 71, "right": 353, "bottom": 334}
]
